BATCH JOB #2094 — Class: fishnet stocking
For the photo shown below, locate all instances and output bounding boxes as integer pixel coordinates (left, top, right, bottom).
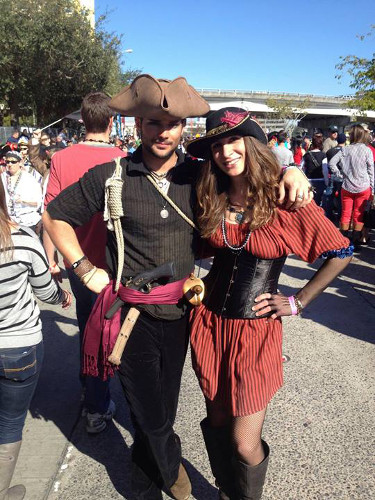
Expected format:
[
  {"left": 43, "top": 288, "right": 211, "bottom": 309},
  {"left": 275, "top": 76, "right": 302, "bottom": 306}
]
[{"left": 232, "top": 408, "right": 267, "bottom": 466}]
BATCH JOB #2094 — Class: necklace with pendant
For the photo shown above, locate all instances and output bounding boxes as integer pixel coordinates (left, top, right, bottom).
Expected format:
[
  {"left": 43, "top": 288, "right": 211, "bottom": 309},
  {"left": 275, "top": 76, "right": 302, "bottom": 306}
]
[
  {"left": 160, "top": 203, "right": 169, "bottom": 219},
  {"left": 150, "top": 171, "right": 170, "bottom": 218},
  {"left": 227, "top": 203, "right": 251, "bottom": 224},
  {"left": 227, "top": 206, "right": 247, "bottom": 224},
  {"left": 148, "top": 169, "right": 173, "bottom": 218}
]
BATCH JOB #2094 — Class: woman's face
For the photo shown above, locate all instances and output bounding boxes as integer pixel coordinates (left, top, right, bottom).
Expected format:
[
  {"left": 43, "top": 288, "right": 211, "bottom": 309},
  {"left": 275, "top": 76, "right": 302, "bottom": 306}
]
[
  {"left": 211, "top": 136, "right": 246, "bottom": 177},
  {"left": 5, "top": 157, "right": 22, "bottom": 176}
]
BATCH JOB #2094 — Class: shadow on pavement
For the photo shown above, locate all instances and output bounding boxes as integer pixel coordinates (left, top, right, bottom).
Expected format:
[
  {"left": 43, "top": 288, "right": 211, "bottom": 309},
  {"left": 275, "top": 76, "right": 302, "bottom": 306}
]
[
  {"left": 279, "top": 248, "right": 374, "bottom": 344},
  {"left": 28, "top": 310, "right": 215, "bottom": 499}
]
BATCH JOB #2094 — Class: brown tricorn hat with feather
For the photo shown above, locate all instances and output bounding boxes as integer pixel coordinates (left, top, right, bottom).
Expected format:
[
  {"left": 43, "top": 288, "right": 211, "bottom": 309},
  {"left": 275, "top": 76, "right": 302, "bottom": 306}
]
[{"left": 109, "top": 74, "right": 210, "bottom": 119}]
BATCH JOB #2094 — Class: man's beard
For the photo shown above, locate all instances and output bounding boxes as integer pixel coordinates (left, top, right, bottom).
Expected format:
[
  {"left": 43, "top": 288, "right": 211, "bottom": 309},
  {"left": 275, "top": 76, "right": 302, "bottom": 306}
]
[{"left": 142, "top": 141, "right": 176, "bottom": 160}]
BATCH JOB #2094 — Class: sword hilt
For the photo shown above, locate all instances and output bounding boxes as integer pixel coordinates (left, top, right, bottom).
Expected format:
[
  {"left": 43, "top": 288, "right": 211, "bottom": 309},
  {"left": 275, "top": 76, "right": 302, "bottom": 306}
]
[{"left": 107, "top": 307, "right": 140, "bottom": 365}]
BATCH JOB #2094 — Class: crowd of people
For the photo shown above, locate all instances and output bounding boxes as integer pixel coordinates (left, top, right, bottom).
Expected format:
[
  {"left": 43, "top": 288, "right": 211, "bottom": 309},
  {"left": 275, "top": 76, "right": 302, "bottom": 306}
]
[
  {"left": 268, "top": 125, "right": 375, "bottom": 250},
  {"left": 0, "top": 72, "right": 372, "bottom": 500}
]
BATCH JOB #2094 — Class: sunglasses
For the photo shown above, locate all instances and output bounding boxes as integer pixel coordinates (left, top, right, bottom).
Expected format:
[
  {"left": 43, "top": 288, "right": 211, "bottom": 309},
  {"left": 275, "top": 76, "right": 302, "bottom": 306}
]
[
  {"left": 5, "top": 160, "right": 19, "bottom": 164},
  {"left": 19, "top": 147, "right": 28, "bottom": 151}
]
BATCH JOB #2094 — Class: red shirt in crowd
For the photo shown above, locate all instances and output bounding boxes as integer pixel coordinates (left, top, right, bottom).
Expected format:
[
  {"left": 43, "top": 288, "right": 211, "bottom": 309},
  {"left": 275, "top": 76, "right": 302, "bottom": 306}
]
[{"left": 44, "top": 143, "right": 127, "bottom": 268}]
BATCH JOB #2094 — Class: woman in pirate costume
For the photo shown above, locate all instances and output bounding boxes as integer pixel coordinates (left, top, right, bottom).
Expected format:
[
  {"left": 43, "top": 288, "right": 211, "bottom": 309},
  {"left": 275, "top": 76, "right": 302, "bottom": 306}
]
[{"left": 187, "top": 108, "right": 353, "bottom": 499}]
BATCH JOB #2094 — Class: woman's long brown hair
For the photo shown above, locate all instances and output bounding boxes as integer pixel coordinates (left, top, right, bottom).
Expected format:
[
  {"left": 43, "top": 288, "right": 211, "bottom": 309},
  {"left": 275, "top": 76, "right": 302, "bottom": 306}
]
[
  {"left": 196, "top": 136, "right": 280, "bottom": 238},
  {"left": 0, "top": 180, "right": 13, "bottom": 260}
]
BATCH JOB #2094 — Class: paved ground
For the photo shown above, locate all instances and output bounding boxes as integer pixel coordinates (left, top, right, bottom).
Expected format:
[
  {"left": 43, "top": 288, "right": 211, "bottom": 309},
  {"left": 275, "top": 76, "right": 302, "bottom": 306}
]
[{"left": 12, "top": 236, "right": 375, "bottom": 500}]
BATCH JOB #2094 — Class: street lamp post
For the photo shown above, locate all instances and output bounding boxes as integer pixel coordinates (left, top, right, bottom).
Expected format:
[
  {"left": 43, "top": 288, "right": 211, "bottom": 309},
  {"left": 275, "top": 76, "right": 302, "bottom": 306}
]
[{"left": 119, "top": 49, "right": 134, "bottom": 136}]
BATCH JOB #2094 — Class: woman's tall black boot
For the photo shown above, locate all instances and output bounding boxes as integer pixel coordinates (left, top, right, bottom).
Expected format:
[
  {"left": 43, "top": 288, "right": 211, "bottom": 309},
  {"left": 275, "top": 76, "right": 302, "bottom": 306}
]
[
  {"left": 200, "top": 418, "right": 236, "bottom": 500},
  {"left": 233, "top": 440, "right": 270, "bottom": 500}
]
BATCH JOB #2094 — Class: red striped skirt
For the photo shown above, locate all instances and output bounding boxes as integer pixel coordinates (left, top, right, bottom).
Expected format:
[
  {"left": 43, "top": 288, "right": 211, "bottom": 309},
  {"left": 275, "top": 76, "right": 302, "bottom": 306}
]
[{"left": 190, "top": 305, "right": 283, "bottom": 416}]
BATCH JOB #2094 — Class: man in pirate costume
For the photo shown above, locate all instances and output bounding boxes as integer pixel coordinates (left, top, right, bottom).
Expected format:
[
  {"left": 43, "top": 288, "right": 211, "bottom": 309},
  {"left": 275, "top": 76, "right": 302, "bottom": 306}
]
[{"left": 43, "top": 74, "right": 312, "bottom": 499}]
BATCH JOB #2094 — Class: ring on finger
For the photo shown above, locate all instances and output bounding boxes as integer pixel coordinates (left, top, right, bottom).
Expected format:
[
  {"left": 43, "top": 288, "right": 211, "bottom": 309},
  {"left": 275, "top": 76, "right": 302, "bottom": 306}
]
[{"left": 296, "top": 193, "right": 304, "bottom": 200}]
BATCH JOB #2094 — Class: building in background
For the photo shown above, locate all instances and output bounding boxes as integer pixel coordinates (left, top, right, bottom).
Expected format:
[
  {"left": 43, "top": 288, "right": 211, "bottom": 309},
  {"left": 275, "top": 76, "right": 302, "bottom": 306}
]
[{"left": 79, "top": 0, "right": 95, "bottom": 28}]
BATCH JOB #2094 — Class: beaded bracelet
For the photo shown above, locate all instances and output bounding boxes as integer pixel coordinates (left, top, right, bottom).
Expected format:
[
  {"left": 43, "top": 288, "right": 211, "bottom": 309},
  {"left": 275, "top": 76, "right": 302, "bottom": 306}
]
[{"left": 293, "top": 295, "right": 304, "bottom": 315}]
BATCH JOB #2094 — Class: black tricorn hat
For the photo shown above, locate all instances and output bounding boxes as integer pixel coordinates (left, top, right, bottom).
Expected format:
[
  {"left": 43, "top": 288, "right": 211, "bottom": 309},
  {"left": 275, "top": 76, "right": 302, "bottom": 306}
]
[{"left": 186, "top": 107, "right": 267, "bottom": 159}]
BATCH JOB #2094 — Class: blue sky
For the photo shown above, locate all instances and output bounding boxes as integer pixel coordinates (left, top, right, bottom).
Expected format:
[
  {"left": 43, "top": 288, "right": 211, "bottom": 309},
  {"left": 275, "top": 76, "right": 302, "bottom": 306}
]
[{"left": 96, "top": 0, "right": 374, "bottom": 96}]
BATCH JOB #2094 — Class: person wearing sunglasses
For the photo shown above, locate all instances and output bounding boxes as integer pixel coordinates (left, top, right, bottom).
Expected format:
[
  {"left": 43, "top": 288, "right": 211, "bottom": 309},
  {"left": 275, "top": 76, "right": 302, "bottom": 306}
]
[
  {"left": 1, "top": 151, "right": 42, "bottom": 234},
  {"left": 17, "top": 138, "right": 43, "bottom": 185}
]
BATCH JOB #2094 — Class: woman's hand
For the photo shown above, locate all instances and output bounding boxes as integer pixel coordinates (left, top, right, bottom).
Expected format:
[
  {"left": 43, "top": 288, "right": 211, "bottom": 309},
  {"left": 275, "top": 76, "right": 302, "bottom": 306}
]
[
  {"left": 49, "top": 262, "right": 63, "bottom": 283},
  {"left": 252, "top": 292, "right": 293, "bottom": 319},
  {"left": 83, "top": 268, "right": 110, "bottom": 294},
  {"left": 32, "top": 129, "right": 42, "bottom": 141},
  {"left": 61, "top": 290, "right": 72, "bottom": 309},
  {"left": 278, "top": 167, "right": 313, "bottom": 210}
]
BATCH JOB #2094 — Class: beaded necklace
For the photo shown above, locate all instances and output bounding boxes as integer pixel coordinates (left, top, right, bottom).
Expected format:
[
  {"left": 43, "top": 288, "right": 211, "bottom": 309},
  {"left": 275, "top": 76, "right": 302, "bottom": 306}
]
[
  {"left": 83, "top": 138, "right": 111, "bottom": 145},
  {"left": 221, "top": 215, "right": 251, "bottom": 252},
  {"left": 6, "top": 171, "right": 23, "bottom": 217}
]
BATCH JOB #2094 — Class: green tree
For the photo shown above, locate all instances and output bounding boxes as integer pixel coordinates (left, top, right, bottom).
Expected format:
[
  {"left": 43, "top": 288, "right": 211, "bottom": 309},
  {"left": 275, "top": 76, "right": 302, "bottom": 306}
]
[
  {"left": 265, "top": 97, "right": 311, "bottom": 134},
  {"left": 336, "top": 25, "right": 375, "bottom": 112},
  {"left": 120, "top": 69, "right": 142, "bottom": 87},
  {"left": 0, "top": 0, "right": 134, "bottom": 124}
]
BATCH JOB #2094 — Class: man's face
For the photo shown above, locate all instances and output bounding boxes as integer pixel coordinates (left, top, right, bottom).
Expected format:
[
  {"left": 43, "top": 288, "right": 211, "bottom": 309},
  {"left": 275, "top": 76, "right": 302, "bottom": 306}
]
[
  {"left": 139, "top": 118, "right": 185, "bottom": 160},
  {"left": 19, "top": 145, "right": 28, "bottom": 158},
  {"left": 331, "top": 131, "right": 338, "bottom": 140},
  {"left": 5, "top": 157, "right": 22, "bottom": 175}
]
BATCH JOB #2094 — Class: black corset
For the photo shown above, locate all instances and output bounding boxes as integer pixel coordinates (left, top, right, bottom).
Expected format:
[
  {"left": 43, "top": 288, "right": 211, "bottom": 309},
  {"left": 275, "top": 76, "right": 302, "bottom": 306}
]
[{"left": 203, "top": 248, "right": 286, "bottom": 319}]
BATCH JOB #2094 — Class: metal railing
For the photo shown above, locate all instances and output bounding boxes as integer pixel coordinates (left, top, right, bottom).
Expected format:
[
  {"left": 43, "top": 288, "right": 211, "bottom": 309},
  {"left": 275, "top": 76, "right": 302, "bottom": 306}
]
[{"left": 197, "top": 89, "right": 354, "bottom": 101}]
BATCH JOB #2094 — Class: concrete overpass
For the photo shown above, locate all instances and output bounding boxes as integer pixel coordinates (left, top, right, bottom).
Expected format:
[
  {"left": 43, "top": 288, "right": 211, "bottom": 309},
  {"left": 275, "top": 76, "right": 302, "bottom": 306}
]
[
  {"left": 184, "top": 89, "right": 375, "bottom": 135},
  {"left": 107, "top": 89, "right": 375, "bottom": 137}
]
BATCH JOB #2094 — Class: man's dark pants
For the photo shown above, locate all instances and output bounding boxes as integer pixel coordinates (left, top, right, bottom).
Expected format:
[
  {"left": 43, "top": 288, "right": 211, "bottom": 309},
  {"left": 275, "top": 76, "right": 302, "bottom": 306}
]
[{"left": 118, "top": 307, "right": 189, "bottom": 499}]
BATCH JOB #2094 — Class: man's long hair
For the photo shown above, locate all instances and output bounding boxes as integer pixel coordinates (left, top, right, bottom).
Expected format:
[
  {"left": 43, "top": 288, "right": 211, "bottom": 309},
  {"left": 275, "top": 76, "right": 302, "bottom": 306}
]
[
  {"left": 196, "top": 136, "right": 280, "bottom": 238},
  {"left": 0, "top": 181, "right": 13, "bottom": 261}
]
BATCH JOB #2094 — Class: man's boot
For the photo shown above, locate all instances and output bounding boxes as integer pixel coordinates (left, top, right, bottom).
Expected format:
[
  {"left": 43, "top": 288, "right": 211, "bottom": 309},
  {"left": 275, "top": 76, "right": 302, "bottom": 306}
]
[
  {"left": 233, "top": 440, "right": 270, "bottom": 500},
  {"left": 0, "top": 441, "right": 26, "bottom": 500},
  {"left": 169, "top": 463, "right": 191, "bottom": 500},
  {"left": 200, "top": 418, "right": 236, "bottom": 500}
]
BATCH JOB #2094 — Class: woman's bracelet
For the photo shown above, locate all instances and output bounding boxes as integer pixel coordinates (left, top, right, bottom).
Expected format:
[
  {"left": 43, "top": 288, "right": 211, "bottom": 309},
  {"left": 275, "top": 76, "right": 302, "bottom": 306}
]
[
  {"left": 288, "top": 296, "right": 298, "bottom": 316},
  {"left": 293, "top": 295, "right": 304, "bottom": 315},
  {"left": 288, "top": 295, "right": 304, "bottom": 316}
]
